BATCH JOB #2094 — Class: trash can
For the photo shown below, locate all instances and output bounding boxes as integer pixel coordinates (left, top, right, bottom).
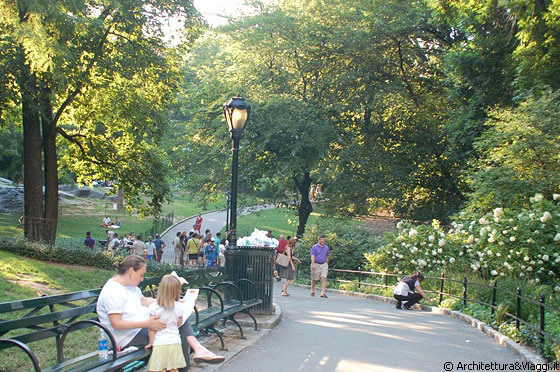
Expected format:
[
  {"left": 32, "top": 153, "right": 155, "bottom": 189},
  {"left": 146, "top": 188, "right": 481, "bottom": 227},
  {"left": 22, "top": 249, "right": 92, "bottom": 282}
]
[{"left": 225, "top": 246, "right": 275, "bottom": 314}]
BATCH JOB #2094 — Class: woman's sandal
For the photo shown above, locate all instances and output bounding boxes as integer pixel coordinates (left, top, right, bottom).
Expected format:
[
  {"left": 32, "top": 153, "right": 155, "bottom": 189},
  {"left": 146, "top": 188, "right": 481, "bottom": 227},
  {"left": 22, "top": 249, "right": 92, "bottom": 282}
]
[
  {"left": 282, "top": 293, "right": 290, "bottom": 296},
  {"left": 320, "top": 294, "right": 328, "bottom": 298}
]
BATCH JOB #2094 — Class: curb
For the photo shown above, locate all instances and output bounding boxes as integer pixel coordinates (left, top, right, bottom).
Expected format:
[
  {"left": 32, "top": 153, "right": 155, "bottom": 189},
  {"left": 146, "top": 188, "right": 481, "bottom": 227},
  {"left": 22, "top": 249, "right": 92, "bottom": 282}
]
[{"left": 292, "top": 283, "right": 547, "bottom": 365}]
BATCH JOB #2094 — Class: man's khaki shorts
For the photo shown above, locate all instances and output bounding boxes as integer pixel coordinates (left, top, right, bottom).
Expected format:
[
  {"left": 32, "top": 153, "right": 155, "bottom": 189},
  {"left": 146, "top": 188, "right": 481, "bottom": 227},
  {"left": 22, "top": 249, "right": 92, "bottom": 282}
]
[{"left": 311, "top": 262, "right": 328, "bottom": 281}]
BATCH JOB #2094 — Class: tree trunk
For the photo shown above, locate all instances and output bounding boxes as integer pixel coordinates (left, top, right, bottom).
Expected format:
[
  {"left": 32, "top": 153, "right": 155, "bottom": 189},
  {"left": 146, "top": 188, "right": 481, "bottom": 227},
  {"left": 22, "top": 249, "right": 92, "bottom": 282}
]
[
  {"left": 117, "top": 187, "right": 124, "bottom": 211},
  {"left": 292, "top": 171, "right": 313, "bottom": 238},
  {"left": 19, "top": 52, "right": 43, "bottom": 242},
  {"left": 41, "top": 88, "right": 58, "bottom": 243}
]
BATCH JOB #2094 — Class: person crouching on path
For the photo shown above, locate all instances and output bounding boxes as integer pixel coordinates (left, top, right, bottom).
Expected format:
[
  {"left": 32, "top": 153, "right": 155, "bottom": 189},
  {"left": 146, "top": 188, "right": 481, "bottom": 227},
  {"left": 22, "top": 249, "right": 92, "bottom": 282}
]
[
  {"left": 393, "top": 271, "right": 432, "bottom": 310},
  {"left": 310, "top": 234, "right": 329, "bottom": 298},
  {"left": 145, "top": 274, "right": 186, "bottom": 372}
]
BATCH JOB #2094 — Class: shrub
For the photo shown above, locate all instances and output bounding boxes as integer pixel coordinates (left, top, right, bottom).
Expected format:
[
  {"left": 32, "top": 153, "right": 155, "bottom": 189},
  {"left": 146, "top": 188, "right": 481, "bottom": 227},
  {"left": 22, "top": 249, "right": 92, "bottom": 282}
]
[
  {"left": 296, "top": 217, "right": 385, "bottom": 273},
  {"left": 0, "top": 238, "right": 125, "bottom": 270}
]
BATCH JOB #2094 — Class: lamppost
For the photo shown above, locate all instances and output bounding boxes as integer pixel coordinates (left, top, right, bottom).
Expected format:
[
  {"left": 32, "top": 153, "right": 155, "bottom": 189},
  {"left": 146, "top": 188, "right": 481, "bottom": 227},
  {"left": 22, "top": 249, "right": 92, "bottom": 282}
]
[
  {"left": 225, "top": 190, "right": 231, "bottom": 231},
  {"left": 223, "top": 94, "right": 250, "bottom": 248}
]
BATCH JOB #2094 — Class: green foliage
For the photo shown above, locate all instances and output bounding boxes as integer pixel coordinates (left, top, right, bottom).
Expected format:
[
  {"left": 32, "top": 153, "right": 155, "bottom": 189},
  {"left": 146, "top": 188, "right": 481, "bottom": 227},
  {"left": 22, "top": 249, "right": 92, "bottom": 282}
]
[
  {"left": 297, "top": 217, "right": 385, "bottom": 272},
  {"left": 0, "top": 238, "right": 125, "bottom": 270},
  {"left": 468, "top": 90, "right": 560, "bottom": 210}
]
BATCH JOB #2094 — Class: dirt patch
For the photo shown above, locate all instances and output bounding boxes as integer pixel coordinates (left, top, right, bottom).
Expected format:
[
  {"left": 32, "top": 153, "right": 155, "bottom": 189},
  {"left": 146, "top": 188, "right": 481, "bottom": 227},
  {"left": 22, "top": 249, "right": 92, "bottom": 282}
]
[
  {"left": 9, "top": 274, "right": 65, "bottom": 295},
  {"left": 356, "top": 215, "right": 398, "bottom": 236}
]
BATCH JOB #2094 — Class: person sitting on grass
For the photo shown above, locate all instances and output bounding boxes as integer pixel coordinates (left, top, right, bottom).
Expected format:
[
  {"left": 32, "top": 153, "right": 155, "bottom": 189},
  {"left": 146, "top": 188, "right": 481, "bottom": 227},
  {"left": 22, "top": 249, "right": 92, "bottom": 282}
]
[
  {"left": 393, "top": 271, "right": 432, "bottom": 310},
  {"left": 100, "top": 215, "right": 111, "bottom": 227}
]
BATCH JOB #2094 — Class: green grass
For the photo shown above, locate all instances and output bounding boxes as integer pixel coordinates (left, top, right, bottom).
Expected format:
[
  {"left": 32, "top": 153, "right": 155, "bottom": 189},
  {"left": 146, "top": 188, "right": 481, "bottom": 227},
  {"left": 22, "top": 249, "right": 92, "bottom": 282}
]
[
  {"left": 0, "top": 251, "right": 114, "bottom": 371},
  {"left": 233, "top": 206, "right": 325, "bottom": 238}
]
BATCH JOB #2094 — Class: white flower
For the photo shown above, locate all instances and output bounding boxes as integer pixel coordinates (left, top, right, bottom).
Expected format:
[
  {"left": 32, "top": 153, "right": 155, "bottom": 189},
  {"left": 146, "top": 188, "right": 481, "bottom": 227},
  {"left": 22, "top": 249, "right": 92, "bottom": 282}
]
[
  {"left": 519, "top": 272, "right": 524, "bottom": 277},
  {"left": 491, "top": 270, "right": 498, "bottom": 276},
  {"left": 502, "top": 230, "right": 509, "bottom": 235},
  {"left": 540, "top": 211, "right": 552, "bottom": 223},
  {"left": 513, "top": 226, "right": 518, "bottom": 231},
  {"left": 479, "top": 217, "right": 488, "bottom": 225},
  {"left": 554, "top": 233, "right": 560, "bottom": 242},
  {"left": 493, "top": 208, "right": 503, "bottom": 218},
  {"left": 487, "top": 250, "right": 493, "bottom": 256},
  {"left": 504, "top": 262, "right": 512, "bottom": 270},
  {"left": 535, "top": 278, "right": 540, "bottom": 283},
  {"left": 529, "top": 213, "right": 536, "bottom": 219},
  {"left": 554, "top": 194, "right": 560, "bottom": 201},
  {"left": 555, "top": 286, "right": 560, "bottom": 292},
  {"left": 438, "top": 248, "right": 443, "bottom": 254},
  {"left": 432, "top": 250, "right": 437, "bottom": 256},
  {"left": 510, "top": 236, "right": 516, "bottom": 242},
  {"left": 467, "top": 235, "right": 475, "bottom": 244},
  {"left": 397, "top": 221, "right": 403, "bottom": 229},
  {"left": 534, "top": 193, "right": 544, "bottom": 202},
  {"left": 449, "top": 257, "right": 455, "bottom": 263},
  {"left": 543, "top": 254, "right": 549, "bottom": 261},
  {"left": 438, "top": 238, "right": 446, "bottom": 247},
  {"left": 527, "top": 266, "right": 533, "bottom": 271},
  {"left": 428, "top": 234, "right": 435, "bottom": 242},
  {"left": 409, "top": 229, "right": 418, "bottom": 238},
  {"left": 527, "top": 238, "right": 534, "bottom": 243},
  {"left": 488, "top": 236, "right": 495, "bottom": 243},
  {"left": 524, "top": 256, "right": 530, "bottom": 262}
]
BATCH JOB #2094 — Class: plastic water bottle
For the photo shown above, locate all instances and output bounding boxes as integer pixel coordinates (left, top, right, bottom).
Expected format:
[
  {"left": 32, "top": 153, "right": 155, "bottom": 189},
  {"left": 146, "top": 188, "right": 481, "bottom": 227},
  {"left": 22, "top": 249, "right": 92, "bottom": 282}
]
[{"left": 98, "top": 329, "right": 109, "bottom": 360}]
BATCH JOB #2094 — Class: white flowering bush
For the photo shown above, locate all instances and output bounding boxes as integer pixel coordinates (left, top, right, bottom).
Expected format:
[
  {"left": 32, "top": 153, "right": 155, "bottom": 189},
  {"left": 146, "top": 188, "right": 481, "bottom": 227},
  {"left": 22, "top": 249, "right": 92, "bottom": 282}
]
[
  {"left": 365, "top": 219, "right": 463, "bottom": 275},
  {"left": 367, "top": 193, "right": 560, "bottom": 287}
]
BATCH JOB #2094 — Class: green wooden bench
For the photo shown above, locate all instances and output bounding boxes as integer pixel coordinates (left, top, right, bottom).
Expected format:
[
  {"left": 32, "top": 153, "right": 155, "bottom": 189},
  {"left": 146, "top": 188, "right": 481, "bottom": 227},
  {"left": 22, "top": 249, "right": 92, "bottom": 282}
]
[{"left": 0, "top": 268, "right": 262, "bottom": 371}]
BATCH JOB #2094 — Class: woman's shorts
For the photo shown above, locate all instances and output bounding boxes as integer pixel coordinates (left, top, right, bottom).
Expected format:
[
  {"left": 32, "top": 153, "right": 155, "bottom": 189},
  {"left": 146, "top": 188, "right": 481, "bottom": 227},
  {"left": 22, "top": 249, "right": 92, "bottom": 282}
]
[{"left": 189, "top": 253, "right": 199, "bottom": 260}]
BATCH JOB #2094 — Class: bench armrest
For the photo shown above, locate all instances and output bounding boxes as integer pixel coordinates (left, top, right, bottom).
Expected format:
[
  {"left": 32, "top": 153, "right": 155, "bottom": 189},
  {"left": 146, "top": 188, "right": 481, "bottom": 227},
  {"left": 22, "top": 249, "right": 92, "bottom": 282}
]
[
  {"left": 60, "top": 320, "right": 118, "bottom": 362},
  {"left": 212, "top": 282, "right": 244, "bottom": 305},
  {"left": 0, "top": 338, "right": 41, "bottom": 372},
  {"left": 198, "top": 287, "right": 224, "bottom": 313}
]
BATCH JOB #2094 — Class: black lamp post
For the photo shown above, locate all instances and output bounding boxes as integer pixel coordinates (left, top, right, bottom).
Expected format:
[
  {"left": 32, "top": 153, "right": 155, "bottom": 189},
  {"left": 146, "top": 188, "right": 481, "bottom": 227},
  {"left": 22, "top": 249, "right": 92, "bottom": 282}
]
[
  {"left": 225, "top": 190, "right": 231, "bottom": 231},
  {"left": 223, "top": 95, "right": 250, "bottom": 248}
]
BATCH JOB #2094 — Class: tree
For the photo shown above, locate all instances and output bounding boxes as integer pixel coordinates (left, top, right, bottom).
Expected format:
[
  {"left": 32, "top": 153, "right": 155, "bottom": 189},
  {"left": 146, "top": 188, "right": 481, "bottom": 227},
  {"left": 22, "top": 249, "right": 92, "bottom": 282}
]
[{"left": 0, "top": 0, "right": 202, "bottom": 242}]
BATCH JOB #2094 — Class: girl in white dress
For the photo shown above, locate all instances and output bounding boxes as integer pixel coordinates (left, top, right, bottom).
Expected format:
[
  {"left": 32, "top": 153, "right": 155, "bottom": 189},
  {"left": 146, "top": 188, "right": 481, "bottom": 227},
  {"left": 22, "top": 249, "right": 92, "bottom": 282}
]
[{"left": 145, "top": 275, "right": 186, "bottom": 372}]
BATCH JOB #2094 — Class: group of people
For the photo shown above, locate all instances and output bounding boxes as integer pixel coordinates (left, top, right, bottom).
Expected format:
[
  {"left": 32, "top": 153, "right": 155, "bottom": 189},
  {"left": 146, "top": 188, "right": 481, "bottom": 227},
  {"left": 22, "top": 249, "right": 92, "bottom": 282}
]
[
  {"left": 172, "top": 229, "right": 226, "bottom": 269},
  {"left": 84, "top": 230, "right": 166, "bottom": 261},
  {"left": 100, "top": 215, "right": 121, "bottom": 229}
]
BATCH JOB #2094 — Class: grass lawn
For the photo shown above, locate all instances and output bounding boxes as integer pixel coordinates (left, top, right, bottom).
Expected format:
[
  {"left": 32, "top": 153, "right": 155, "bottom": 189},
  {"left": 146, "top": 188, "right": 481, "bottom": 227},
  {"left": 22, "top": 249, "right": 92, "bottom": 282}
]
[
  {"left": 0, "top": 251, "right": 114, "bottom": 371},
  {"left": 233, "top": 206, "right": 325, "bottom": 239}
]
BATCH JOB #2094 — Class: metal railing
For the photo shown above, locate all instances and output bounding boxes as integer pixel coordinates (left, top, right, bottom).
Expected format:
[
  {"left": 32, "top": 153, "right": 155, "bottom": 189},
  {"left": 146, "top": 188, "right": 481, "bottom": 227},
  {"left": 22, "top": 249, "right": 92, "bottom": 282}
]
[
  {"left": 143, "top": 211, "right": 174, "bottom": 241},
  {"left": 328, "top": 268, "right": 560, "bottom": 357}
]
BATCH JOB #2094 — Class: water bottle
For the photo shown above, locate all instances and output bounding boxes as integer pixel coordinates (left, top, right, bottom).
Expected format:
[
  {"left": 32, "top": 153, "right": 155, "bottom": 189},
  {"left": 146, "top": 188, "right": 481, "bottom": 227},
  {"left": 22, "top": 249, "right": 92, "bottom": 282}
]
[{"left": 98, "top": 329, "right": 109, "bottom": 360}]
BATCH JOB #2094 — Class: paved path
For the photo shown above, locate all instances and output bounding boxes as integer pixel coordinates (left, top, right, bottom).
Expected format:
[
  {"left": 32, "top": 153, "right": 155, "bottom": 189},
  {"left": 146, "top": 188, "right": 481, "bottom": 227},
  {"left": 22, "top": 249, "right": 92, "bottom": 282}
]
[
  {"left": 217, "top": 281, "right": 531, "bottom": 372},
  {"left": 159, "top": 205, "right": 275, "bottom": 264}
]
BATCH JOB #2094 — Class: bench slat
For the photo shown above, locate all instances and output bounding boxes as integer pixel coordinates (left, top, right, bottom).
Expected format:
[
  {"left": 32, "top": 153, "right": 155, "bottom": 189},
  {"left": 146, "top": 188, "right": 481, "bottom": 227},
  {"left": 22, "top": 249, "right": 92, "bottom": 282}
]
[{"left": 0, "top": 290, "right": 101, "bottom": 313}]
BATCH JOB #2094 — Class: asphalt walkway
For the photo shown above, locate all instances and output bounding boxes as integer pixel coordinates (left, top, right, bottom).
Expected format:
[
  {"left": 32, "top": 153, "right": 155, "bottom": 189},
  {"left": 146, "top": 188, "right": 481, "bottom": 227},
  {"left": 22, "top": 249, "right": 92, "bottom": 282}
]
[{"left": 216, "top": 281, "right": 532, "bottom": 372}]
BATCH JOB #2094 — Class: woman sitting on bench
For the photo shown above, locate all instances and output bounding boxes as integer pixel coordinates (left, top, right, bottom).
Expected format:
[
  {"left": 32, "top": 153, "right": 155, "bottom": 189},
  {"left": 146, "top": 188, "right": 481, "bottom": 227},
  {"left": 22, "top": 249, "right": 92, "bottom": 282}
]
[{"left": 96, "top": 256, "right": 225, "bottom": 368}]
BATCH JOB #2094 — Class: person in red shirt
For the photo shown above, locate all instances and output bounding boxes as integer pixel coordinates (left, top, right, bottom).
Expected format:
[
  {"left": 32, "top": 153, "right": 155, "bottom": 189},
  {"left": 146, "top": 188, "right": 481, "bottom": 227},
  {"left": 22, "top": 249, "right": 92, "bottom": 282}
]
[{"left": 274, "top": 235, "right": 288, "bottom": 281}]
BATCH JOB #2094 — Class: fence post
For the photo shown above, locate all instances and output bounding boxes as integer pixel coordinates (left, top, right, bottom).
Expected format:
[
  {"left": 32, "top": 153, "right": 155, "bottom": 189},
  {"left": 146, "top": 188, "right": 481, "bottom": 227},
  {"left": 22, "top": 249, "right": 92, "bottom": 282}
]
[
  {"left": 358, "top": 266, "right": 362, "bottom": 291},
  {"left": 491, "top": 280, "right": 497, "bottom": 315},
  {"left": 439, "top": 272, "right": 444, "bottom": 305},
  {"left": 516, "top": 287, "right": 521, "bottom": 330},
  {"left": 539, "top": 294, "right": 545, "bottom": 354},
  {"left": 463, "top": 276, "right": 468, "bottom": 307},
  {"left": 384, "top": 269, "right": 388, "bottom": 288}
]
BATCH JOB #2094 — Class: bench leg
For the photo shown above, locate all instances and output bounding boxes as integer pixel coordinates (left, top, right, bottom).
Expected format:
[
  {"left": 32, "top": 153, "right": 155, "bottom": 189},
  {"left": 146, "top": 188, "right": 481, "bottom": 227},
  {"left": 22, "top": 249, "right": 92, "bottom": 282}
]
[
  {"left": 209, "top": 326, "right": 227, "bottom": 351},
  {"left": 228, "top": 315, "right": 246, "bottom": 340},
  {"left": 244, "top": 310, "right": 259, "bottom": 331}
]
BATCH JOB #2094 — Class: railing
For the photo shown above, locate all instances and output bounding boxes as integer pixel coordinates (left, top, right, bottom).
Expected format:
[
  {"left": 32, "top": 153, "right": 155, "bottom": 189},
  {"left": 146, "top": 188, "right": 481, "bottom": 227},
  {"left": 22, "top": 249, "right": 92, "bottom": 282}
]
[
  {"left": 143, "top": 211, "right": 174, "bottom": 241},
  {"left": 328, "top": 268, "right": 560, "bottom": 357}
]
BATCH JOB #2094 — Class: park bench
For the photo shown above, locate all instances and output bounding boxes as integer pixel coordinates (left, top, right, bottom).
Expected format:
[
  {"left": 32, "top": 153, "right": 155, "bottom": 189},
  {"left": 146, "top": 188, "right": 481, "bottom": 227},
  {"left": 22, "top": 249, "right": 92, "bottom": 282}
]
[{"left": 0, "top": 268, "right": 262, "bottom": 371}]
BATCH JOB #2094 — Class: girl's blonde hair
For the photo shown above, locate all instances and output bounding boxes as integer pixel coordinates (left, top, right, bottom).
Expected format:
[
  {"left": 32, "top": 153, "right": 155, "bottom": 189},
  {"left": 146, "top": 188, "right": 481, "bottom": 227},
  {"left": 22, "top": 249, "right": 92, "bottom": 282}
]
[{"left": 157, "top": 275, "right": 182, "bottom": 309}]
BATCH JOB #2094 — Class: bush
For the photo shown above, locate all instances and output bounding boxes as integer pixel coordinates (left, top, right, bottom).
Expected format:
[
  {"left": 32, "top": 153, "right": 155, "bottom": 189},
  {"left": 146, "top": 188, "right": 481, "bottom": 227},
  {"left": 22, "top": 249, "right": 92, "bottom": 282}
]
[
  {"left": 296, "top": 217, "right": 385, "bottom": 273},
  {"left": 0, "top": 238, "right": 125, "bottom": 270}
]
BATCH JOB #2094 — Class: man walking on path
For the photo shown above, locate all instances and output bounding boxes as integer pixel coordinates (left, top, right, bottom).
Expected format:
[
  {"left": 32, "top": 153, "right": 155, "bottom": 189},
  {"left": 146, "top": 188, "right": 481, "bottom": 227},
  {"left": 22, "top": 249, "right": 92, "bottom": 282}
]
[{"left": 310, "top": 234, "right": 329, "bottom": 298}]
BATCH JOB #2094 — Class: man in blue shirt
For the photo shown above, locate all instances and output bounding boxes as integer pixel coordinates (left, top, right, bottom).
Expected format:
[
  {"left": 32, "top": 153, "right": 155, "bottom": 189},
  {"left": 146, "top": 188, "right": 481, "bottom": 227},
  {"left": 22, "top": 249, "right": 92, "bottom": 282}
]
[
  {"left": 205, "top": 239, "right": 218, "bottom": 268},
  {"left": 153, "top": 234, "right": 166, "bottom": 262}
]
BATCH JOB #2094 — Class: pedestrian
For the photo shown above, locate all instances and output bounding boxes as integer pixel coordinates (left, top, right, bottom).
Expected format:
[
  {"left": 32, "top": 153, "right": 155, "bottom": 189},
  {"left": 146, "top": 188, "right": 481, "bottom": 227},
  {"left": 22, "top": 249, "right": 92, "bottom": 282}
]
[
  {"left": 193, "top": 214, "right": 202, "bottom": 234},
  {"left": 187, "top": 232, "right": 200, "bottom": 268},
  {"left": 96, "top": 256, "right": 225, "bottom": 367},
  {"left": 84, "top": 231, "right": 96, "bottom": 252},
  {"left": 393, "top": 271, "right": 432, "bottom": 310},
  {"left": 109, "top": 233, "right": 120, "bottom": 250},
  {"left": 133, "top": 235, "right": 146, "bottom": 256},
  {"left": 145, "top": 274, "right": 187, "bottom": 372},
  {"left": 280, "top": 238, "right": 301, "bottom": 296},
  {"left": 274, "top": 235, "right": 288, "bottom": 282},
  {"left": 204, "top": 239, "right": 218, "bottom": 268},
  {"left": 153, "top": 234, "right": 166, "bottom": 262},
  {"left": 179, "top": 231, "right": 187, "bottom": 266},
  {"left": 172, "top": 231, "right": 182, "bottom": 265},
  {"left": 145, "top": 236, "right": 156, "bottom": 260},
  {"left": 217, "top": 244, "right": 226, "bottom": 268},
  {"left": 310, "top": 234, "right": 329, "bottom": 298}
]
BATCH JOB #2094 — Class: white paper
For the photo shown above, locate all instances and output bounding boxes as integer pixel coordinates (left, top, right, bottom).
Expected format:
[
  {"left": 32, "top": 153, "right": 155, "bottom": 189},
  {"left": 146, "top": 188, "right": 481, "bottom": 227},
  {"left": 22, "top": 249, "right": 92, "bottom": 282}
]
[{"left": 180, "top": 288, "right": 198, "bottom": 325}]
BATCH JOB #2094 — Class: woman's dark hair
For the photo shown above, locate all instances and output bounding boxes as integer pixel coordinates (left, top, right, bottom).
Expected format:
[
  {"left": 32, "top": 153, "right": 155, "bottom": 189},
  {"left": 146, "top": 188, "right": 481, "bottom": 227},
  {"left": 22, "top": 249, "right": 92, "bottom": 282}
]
[
  {"left": 412, "top": 271, "right": 425, "bottom": 282},
  {"left": 114, "top": 255, "right": 145, "bottom": 275}
]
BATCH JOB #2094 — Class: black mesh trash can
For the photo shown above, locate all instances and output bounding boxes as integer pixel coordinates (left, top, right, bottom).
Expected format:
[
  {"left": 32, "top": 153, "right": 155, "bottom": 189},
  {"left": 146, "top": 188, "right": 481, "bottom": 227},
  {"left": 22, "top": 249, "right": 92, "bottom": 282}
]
[{"left": 225, "top": 246, "right": 275, "bottom": 314}]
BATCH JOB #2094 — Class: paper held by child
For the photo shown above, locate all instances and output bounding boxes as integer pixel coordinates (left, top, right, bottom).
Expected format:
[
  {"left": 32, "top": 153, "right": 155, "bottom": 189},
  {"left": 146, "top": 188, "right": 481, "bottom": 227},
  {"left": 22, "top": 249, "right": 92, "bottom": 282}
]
[{"left": 180, "top": 288, "right": 199, "bottom": 325}]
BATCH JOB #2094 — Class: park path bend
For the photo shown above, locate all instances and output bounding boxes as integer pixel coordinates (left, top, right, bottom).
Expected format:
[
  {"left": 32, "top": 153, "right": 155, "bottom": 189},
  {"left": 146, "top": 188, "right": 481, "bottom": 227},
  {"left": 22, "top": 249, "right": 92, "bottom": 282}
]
[{"left": 219, "top": 281, "right": 530, "bottom": 372}]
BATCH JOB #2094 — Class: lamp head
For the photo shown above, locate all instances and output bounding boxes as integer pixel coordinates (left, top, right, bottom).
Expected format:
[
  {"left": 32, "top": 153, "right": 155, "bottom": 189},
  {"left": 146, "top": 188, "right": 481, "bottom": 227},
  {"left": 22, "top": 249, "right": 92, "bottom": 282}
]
[{"left": 223, "top": 94, "right": 251, "bottom": 134}]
